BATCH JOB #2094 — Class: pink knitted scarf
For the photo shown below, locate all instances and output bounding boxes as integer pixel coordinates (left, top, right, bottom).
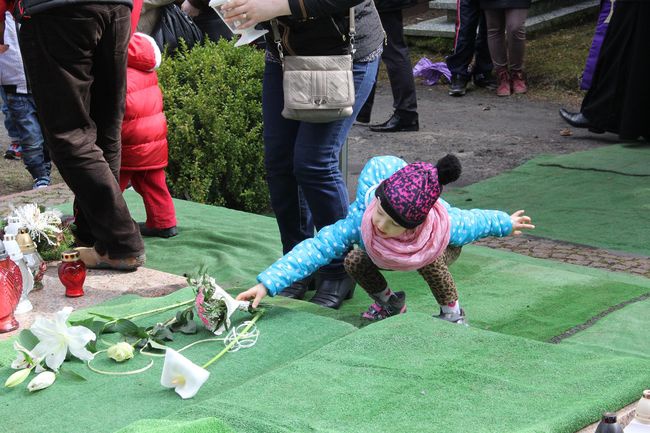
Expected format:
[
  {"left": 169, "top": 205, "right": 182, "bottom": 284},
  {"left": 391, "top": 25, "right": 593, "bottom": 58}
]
[{"left": 361, "top": 197, "right": 451, "bottom": 271}]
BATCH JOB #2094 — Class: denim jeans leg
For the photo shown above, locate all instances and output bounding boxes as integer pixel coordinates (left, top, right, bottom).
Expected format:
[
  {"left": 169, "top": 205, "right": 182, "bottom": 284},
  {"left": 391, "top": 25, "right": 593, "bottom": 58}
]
[
  {"left": 263, "top": 57, "right": 379, "bottom": 269},
  {"left": 0, "top": 88, "right": 20, "bottom": 142},
  {"left": 291, "top": 58, "right": 379, "bottom": 273},
  {"left": 5, "top": 93, "right": 50, "bottom": 180}
]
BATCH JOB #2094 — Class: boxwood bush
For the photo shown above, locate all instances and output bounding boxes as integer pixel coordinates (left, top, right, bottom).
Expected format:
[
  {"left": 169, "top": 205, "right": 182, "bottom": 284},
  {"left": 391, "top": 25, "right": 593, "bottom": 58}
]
[{"left": 157, "top": 39, "right": 269, "bottom": 213}]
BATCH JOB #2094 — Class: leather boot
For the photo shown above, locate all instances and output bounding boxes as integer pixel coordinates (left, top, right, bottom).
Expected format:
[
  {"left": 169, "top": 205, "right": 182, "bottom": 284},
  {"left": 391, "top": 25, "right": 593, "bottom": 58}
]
[
  {"left": 496, "top": 67, "right": 511, "bottom": 97},
  {"left": 278, "top": 276, "right": 314, "bottom": 300},
  {"left": 310, "top": 269, "right": 356, "bottom": 309}
]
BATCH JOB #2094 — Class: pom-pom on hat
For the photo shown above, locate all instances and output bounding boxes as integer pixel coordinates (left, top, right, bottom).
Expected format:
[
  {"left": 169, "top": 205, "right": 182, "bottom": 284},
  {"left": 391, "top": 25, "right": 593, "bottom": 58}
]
[{"left": 375, "top": 154, "right": 461, "bottom": 229}]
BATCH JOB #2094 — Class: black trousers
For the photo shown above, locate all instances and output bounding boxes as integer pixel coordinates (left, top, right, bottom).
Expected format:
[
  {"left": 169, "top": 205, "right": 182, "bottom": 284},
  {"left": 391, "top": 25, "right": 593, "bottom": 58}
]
[
  {"left": 581, "top": 1, "right": 650, "bottom": 140},
  {"left": 19, "top": 4, "right": 145, "bottom": 259},
  {"left": 445, "top": 0, "right": 492, "bottom": 78},
  {"left": 359, "top": 9, "right": 417, "bottom": 120}
]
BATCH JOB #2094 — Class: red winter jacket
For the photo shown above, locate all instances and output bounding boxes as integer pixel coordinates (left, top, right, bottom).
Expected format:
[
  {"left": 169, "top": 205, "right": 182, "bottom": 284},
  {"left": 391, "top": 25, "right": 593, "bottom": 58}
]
[{"left": 121, "top": 32, "right": 168, "bottom": 171}]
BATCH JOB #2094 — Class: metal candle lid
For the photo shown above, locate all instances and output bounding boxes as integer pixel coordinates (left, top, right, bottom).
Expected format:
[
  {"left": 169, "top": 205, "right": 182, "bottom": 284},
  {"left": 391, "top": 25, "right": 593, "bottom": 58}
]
[
  {"left": 16, "top": 228, "right": 36, "bottom": 253},
  {"left": 61, "top": 250, "right": 80, "bottom": 262}
]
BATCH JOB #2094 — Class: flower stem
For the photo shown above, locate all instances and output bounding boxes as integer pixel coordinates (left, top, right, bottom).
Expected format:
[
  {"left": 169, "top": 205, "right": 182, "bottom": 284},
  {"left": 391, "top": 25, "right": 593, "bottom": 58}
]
[
  {"left": 103, "top": 299, "right": 194, "bottom": 327},
  {"left": 201, "top": 311, "right": 263, "bottom": 369}
]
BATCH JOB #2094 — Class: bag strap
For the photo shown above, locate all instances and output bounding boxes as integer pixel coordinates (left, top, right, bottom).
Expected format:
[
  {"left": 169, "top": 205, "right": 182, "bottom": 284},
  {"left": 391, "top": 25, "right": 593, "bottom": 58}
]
[{"left": 271, "top": 7, "right": 355, "bottom": 62}]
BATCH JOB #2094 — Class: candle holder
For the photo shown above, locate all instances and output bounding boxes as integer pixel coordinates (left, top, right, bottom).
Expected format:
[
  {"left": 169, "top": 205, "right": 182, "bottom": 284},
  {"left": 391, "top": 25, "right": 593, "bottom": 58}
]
[
  {"left": 17, "top": 228, "right": 46, "bottom": 291},
  {"left": 0, "top": 242, "right": 22, "bottom": 333},
  {"left": 209, "top": 0, "right": 268, "bottom": 47},
  {"left": 58, "top": 250, "right": 86, "bottom": 298},
  {"left": 4, "top": 233, "right": 33, "bottom": 314}
]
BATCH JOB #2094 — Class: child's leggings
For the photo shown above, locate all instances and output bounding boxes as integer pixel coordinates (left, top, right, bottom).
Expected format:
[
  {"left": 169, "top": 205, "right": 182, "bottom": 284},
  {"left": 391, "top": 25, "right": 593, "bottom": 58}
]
[
  {"left": 119, "top": 168, "right": 177, "bottom": 230},
  {"left": 344, "top": 246, "right": 462, "bottom": 306}
]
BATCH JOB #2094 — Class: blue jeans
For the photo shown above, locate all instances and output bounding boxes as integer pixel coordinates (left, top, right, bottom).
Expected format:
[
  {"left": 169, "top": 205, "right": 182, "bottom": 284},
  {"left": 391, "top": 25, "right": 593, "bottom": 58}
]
[
  {"left": 3, "top": 91, "right": 51, "bottom": 179},
  {"left": 0, "top": 88, "right": 20, "bottom": 141},
  {"left": 263, "top": 57, "right": 379, "bottom": 272}
]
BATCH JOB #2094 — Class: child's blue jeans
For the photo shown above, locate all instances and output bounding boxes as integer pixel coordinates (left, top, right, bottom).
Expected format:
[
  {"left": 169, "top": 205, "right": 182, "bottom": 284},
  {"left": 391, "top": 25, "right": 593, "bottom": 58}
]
[
  {"left": 0, "top": 87, "right": 20, "bottom": 142},
  {"left": 2, "top": 90, "right": 51, "bottom": 180}
]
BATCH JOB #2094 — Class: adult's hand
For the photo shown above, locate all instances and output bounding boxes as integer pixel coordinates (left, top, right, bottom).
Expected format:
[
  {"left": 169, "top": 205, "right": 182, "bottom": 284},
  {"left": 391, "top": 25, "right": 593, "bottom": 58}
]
[
  {"left": 221, "top": 0, "right": 290, "bottom": 30},
  {"left": 181, "top": 0, "right": 201, "bottom": 17},
  {"left": 0, "top": 45, "right": 8, "bottom": 54}
]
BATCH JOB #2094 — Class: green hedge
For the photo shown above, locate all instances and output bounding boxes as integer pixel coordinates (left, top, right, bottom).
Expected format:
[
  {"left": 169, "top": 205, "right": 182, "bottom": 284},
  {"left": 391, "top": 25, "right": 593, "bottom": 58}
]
[{"left": 158, "top": 39, "right": 269, "bottom": 213}]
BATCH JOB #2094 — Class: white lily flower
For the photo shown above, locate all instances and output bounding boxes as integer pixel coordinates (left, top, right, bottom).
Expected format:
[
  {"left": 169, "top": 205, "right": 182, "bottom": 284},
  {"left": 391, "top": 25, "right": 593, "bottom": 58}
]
[
  {"left": 11, "top": 341, "right": 38, "bottom": 370},
  {"left": 5, "top": 368, "right": 31, "bottom": 387},
  {"left": 27, "top": 371, "right": 56, "bottom": 392},
  {"left": 160, "top": 349, "right": 210, "bottom": 399},
  {"left": 30, "top": 307, "right": 96, "bottom": 371}
]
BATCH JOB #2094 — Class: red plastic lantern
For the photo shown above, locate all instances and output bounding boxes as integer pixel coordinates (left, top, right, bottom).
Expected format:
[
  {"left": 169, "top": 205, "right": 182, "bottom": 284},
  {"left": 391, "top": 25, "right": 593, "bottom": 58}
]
[
  {"left": 58, "top": 250, "right": 86, "bottom": 298},
  {"left": 0, "top": 251, "right": 23, "bottom": 333}
]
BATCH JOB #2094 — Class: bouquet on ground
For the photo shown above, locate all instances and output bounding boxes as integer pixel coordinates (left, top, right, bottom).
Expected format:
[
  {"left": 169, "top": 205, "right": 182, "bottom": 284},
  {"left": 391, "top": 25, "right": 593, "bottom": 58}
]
[
  {"left": 3, "top": 271, "right": 264, "bottom": 399},
  {"left": 1, "top": 203, "right": 75, "bottom": 261}
]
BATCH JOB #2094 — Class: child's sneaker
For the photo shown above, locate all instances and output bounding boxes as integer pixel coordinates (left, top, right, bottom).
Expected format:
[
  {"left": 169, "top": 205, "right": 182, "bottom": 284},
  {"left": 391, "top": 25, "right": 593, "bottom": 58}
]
[
  {"left": 434, "top": 308, "right": 468, "bottom": 325},
  {"left": 361, "top": 291, "right": 407, "bottom": 321},
  {"left": 4, "top": 142, "right": 22, "bottom": 160},
  {"left": 32, "top": 177, "right": 50, "bottom": 189}
]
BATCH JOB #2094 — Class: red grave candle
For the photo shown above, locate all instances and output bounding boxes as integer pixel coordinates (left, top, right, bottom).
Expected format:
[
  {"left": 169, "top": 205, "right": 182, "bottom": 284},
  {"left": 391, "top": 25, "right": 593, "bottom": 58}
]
[
  {"left": 58, "top": 250, "right": 86, "bottom": 297},
  {"left": 0, "top": 252, "right": 23, "bottom": 333}
]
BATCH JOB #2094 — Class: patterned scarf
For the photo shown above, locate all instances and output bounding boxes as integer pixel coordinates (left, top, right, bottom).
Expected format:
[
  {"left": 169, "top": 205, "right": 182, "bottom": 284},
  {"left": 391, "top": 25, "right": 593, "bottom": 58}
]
[{"left": 360, "top": 197, "right": 450, "bottom": 271}]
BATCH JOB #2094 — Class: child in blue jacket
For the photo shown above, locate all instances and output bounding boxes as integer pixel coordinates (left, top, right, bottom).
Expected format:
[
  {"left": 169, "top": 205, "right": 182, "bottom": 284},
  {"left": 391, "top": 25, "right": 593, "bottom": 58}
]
[{"left": 237, "top": 154, "right": 534, "bottom": 323}]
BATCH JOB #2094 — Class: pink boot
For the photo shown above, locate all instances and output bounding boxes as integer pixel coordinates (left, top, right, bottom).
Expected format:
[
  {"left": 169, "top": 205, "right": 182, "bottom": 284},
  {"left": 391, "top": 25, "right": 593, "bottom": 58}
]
[
  {"left": 511, "top": 70, "right": 528, "bottom": 94},
  {"left": 496, "top": 67, "right": 511, "bottom": 97}
]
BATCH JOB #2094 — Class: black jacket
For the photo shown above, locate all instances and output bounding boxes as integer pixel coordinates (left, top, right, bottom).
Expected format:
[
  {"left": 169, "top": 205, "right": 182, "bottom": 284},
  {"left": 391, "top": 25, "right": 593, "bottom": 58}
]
[
  {"left": 479, "top": 0, "right": 531, "bottom": 8},
  {"left": 14, "top": 0, "right": 132, "bottom": 19},
  {"left": 374, "top": 0, "right": 418, "bottom": 13},
  {"left": 264, "top": 0, "right": 384, "bottom": 61}
]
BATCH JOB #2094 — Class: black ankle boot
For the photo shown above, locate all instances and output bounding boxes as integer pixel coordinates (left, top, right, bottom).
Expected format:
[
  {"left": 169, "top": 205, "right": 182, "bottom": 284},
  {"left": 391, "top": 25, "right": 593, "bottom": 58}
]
[
  {"left": 278, "top": 276, "right": 314, "bottom": 300},
  {"left": 310, "top": 270, "right": 356, "bottom": 309}
]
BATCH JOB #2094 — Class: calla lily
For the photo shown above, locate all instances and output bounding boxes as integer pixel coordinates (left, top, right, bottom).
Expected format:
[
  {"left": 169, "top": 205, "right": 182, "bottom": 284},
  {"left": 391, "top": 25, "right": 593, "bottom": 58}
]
[
  {"left": 30, "top": 307, "right": 96, "bottom": 371},
  {"left": 5, "top": 368, "right": 31, "bottom": 388},
  {"left": 160, "top": 348, "right": 209, "bottom": 399},
  {"left": 27, "top": 371, "right": 56, "bottom": 392}
]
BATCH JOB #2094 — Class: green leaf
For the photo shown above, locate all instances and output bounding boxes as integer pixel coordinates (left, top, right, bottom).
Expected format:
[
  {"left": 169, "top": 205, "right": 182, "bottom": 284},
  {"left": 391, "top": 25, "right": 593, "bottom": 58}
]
[
  {"left": 58, "top": 368, "right": 88, "bottom": 382},
  {"left": 150, "top": 324, "right": 174, "bottom": 342},
  {"left": 87, "top": 312, "right": 118, "bottom": 321},
  {"left": 146, "top": 340, "right": 168, "bottom": 351},
  {"left": 107, "top": 319, "right": 148, "bottom": 339},
  {"left": 18, "top": 330, "right": 39, "bottom": 350}
]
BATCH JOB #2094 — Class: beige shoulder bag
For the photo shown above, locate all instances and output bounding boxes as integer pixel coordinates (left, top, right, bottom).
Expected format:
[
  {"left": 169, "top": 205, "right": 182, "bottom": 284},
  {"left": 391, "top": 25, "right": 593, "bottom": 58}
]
[{"left": 271, "top": 9, "right": 356, "bottom": 123}]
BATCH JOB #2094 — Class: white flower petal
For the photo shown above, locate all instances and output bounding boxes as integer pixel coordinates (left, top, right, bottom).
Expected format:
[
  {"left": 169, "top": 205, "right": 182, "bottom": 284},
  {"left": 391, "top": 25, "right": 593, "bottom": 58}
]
[
  {"left": 66, "top": 325, "right": 96, "bottom": 343},
  {"left": 44, "top": 345, "right": 67, "bottom": 371},
  {"left": 27, "top": 371, "right": 56, "bottom": 392},
  {"left": 67, "top": 344, "right": 95, "bottom": 362},
  {"left": 161, "top": 349, "right": 210, "bottom": 399},
  {"left": 55, "top": 307, "right": 73, "bottom": 324}
]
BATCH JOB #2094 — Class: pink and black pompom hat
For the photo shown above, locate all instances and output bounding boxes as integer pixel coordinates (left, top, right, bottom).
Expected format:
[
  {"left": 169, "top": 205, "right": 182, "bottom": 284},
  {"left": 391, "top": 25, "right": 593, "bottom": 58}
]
[{"left": 375, "top": 154, "right": 462, "bottom": 229}]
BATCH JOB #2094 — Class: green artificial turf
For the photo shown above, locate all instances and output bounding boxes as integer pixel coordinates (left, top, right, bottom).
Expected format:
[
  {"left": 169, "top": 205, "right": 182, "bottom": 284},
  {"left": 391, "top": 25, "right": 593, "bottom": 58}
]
[
  {"left": 131, "top": 313, "right": 650, "bottom": 433},
  {"left": 443, "top": 145, "right": 650, "bottom": 255}
]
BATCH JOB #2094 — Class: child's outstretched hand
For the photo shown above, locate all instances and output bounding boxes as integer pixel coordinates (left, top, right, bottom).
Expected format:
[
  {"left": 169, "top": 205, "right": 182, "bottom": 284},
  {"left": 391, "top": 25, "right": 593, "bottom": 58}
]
[
  {"left": 236, "top": 282, "right": 268, "bottom": 308},
  {"left": 510, "top": 210, "right": 535, "bottom": 235}
]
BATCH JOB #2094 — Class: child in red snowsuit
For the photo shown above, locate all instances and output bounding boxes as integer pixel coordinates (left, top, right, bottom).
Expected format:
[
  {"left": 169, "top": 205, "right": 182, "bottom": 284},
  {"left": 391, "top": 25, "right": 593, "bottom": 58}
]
[{"left": 120, "top": 23, "right": 178, "bottom": 238}]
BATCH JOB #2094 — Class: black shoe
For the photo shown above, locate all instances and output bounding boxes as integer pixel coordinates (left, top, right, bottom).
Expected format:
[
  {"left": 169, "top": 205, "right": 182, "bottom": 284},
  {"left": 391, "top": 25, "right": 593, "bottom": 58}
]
[
  {"left": 448, "top": 74, "right": 469, "bottom": 96},
  {"left": 369, "top": 112, "right": 419, "bottom": 133},
  {"left": 138, "top": 222, "right": 178, "bottom": 238},
  {"left": 278, "top": 276, "right": 314, "bottom": 300},
  {"left": 559, "top": 108, "right": 604, "bottom": 133},
  {"left": 355, "top": 112, "right": 371, "bottom": 124},
  {"left": 310, "top": 270, "right": 356, "bottom": 309},
  {"left": 473, "top": 72, "right": 497, "bottom": 90}
]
